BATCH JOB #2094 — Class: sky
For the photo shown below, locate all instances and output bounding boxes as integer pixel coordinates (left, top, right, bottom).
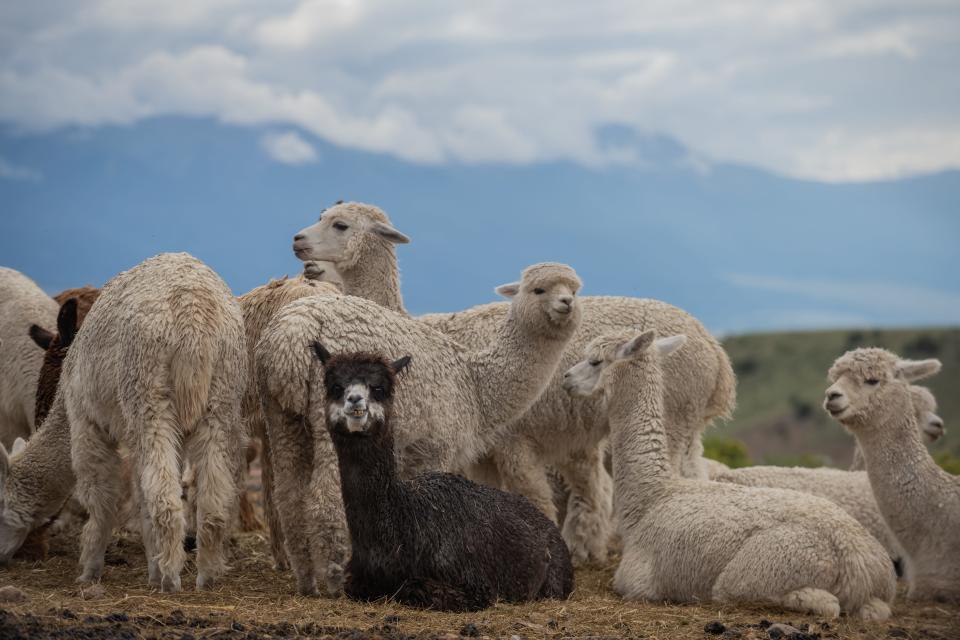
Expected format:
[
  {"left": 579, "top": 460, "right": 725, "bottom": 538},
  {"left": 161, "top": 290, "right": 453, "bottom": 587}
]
[{"left": 1, "top": 1, "right": 958, "bottom": 334}]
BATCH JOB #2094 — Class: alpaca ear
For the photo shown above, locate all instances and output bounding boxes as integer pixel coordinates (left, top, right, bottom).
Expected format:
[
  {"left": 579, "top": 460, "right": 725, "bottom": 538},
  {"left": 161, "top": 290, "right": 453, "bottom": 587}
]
[
  {"left": 370, "top": 221, "right": 410, "bottom": 245},
  {"left": 615, "top": 330, "right": 656, "bottom": 361},
  {"left": 312, "top": 341, "right": 332, "bottom": 364},
  {"left": 57, "top": 298, "right": 79, "bottom": 349},
  {"left": 896, "top": 358, "right": 941, "bottom": 382},
  {"left": 391, "top": 355, "right": 412, "bottom": 375},
  {"left": 495, "top": 282, "right": 520, "bottom": 298},
  {"left": 11, "top": 437, "right": 26, "bottom": 457},
  {"left": 654, "top": 335, "right": 687, "bottom": 357},
  {"left": 29, "top": 325, "right": 54, "bottom": 350}
]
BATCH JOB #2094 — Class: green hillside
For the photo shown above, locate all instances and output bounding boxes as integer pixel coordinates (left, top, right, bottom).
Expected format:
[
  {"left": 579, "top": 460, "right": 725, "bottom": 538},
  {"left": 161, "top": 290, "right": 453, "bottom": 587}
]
[{"left": 707, "top": 327, "right": 960, "bottom": 469}]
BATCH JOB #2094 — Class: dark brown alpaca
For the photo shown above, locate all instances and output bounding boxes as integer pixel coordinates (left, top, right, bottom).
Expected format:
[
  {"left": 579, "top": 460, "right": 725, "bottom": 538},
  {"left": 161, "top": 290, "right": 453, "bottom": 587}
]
[{"left": 316, "top": 344, "right": 574, "bottom": 612}]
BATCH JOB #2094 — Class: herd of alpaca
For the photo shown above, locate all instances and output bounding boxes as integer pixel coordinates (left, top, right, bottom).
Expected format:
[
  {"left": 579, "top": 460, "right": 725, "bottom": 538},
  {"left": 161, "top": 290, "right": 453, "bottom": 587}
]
[{"left": 0, "top": 201, "right": 956, "bottom": 617}]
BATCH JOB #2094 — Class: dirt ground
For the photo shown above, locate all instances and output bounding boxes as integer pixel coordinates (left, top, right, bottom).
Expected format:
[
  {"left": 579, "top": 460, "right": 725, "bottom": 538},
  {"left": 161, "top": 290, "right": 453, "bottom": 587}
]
[
  {"left": 1, "top": 530, "right": 957, "bottom": 640},
  {"left": 2, "top": 462, "right": 958, "bottom": 640}
]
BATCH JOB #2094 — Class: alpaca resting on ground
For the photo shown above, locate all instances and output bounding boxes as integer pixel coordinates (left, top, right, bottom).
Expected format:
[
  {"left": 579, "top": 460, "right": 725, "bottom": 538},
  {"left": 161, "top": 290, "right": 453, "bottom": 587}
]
[
  {"left": 563, "top": 330, "right": 895, "bottom": 619},
  {"left": 316, "top": 345, "right": 574, "bottom": 611},
  {"left": 825, "top": 348, "right": 959, "bottom": 603}
]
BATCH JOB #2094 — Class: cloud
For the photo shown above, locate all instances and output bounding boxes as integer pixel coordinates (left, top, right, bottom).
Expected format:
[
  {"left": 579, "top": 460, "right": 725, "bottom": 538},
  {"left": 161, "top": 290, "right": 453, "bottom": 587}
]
[
  {"left": 0, "top": 1, "right": 958, "bottom": 181},
  {"left": 726, "top": 273, "right": 960, "bottom": 325},
  {"left": 260, "top": 130, "right": 317, "bottom": 164},
  {"left": 0, "top": 157, "right": 42, "bottom": 181}
]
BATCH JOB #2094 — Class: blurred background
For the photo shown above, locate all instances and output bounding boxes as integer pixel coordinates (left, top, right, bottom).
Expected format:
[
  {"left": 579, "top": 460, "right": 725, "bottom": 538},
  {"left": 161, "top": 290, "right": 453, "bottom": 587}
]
[{"left": 1, "top": 1, "right": 958, "bottom": 467}]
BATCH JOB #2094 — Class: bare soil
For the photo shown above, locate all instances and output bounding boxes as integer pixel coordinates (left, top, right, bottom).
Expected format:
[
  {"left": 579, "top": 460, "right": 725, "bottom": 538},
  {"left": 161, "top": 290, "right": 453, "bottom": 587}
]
[{"left": 1, "top": 529, "right": 957, "bottom": 640}]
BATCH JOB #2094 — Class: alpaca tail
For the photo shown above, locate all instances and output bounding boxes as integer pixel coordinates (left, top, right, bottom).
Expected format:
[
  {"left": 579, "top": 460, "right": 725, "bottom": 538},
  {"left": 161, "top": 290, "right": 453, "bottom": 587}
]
[{"left": 169, "top": 291, "right": 220, "bottom": 430}]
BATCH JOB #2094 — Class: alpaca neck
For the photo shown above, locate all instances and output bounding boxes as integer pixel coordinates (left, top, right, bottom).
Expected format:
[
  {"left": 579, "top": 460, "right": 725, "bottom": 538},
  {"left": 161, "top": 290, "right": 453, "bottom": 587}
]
[
  {"left": 853, "top": 396, "right": 953, "bottom": 551},
  {"left": 16, "top": 395, "right": 74, "bottom": 524},
  {"left": 340, "top": 242, "right": 407, "bottom": 315},
  {"left": 468, "top": 309, "right": 573, "bottom": 439},
  {"left": 607, "top": 359, "right": 673, "bottom": 519},
  {"left": 331, "top": 427, "right": 403, "bottom": 550}
]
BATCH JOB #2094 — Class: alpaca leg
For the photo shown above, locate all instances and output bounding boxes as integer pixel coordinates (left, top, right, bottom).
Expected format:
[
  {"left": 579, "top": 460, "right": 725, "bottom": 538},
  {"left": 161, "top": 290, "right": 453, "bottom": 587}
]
[
  {"left": 237, "top": 440, "right": 262, "bottom": 531},
  {"left": 308, "top": 421, "right": 349, "bottom": 595},
  {"left": 613, "top": 546, "right": 661, "bottom": 601},
  {"left": 258, "top": 419, "right": 288, "bottom": 570},
  {"left": 72, "top": 417, "right": 122, "bottom": 584},
  {"left": 264, "top": 397, "right": 317, "bottom": 595},
  {"left": 711, "top": 528, "right": 841, "bottom": 619},
  {"left": 187, "top": 402, "right": 240, "bottom": 591},
  {"left": 558, "top": 447, "right": 613, "bottom": 566},
  {"left": 136, "top": 415, "right": 187, "bottom": 593},
  {"left": 133, "top": 478, "right": 160, "bottom": 586},
  {"left": 495, "top": 442, "right": 558, "bottom": 523},
  {"left": 857, "top": 598, "right": 891, "bottom": 621}
]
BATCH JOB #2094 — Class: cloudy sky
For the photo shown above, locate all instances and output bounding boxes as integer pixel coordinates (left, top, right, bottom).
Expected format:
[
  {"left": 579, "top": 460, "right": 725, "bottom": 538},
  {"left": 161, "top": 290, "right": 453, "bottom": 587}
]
[{"left": 1, "top": 1, "right": 958, "bottom": 332}]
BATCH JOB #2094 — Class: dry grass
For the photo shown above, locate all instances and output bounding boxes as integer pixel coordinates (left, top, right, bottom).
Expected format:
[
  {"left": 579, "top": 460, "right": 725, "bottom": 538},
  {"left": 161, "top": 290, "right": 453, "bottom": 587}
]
[{"left": 1, "top": 529, "right": 957, "bottom": 639}]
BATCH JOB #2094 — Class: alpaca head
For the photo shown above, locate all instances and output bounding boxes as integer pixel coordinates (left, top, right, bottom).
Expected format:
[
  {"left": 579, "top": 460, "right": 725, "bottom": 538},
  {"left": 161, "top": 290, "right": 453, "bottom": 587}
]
[
  {"left": 910, "top": 385, "right": 945, "bottom": 443},
  {"left": 824, "top": 348, "right": 941, "bottom": 431},
  {"left": 312, "top": 342, "right": 411, "bottom": 437},
  {"left": 495, "top": 263, "right": 583, "bottom": 335},
  {"left": 292, "top": 201, "right": 410, "bottom": 271},
  {"left": 563, "top": 330, "right": 687, "bottom": 396},
  {"left": 0, "top": 438, "right": 32, "bottom": 563},
  {"left": 29, "top": 298, "right": 80, "bottom": 425},
  {"left": 302, "top": 260, "right": 344, "bottom": 289}
]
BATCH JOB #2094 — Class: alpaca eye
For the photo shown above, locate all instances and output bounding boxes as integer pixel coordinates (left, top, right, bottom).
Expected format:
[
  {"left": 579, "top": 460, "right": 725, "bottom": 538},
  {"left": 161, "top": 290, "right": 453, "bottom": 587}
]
[
  {"left": 589, "top": 360, "right": 601, "bottom": 367},
  {"left": 333, "top": 221, "right": 349, "bottom": 231},
  {"left": 371, "top": 386, "right": 385, "bottom": 399},
  {"left": 330, "top": 384, "right": 344, "bottom": 397},
  {"left": 866, "top": 378, "right": 880, "bottom": 386},
  {"left": 533, "top": 288, "right": 545, "bottom": 295}
]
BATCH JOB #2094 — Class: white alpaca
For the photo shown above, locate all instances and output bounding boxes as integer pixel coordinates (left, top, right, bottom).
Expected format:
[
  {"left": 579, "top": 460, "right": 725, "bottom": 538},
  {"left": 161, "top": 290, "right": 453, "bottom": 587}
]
[
  {"left": 292, "top": 202, "right": 736, "bottom": 564},
  {"left": 564, "top": 330, "right": 895, "bottom": 619},
  {"left": 825, "top": 348, "right": 959, "bottom": 602},
  {"left": 711, "top": 384, "right": 945, "bottom": 580},
  {"left": 0, "top": 268, "right": 58, "bottom": 447},
  {"left": 237, "top": 273, "right": 340, "bottom": 569},
  {"left": 59, "top": 253, "right": 246, "bottom": 592},
  {"left": 256, "top": 263, "right": 582, "bottom": 595},
  {"left": 850, "top": 385, "right": 944, "bottom": 471}
]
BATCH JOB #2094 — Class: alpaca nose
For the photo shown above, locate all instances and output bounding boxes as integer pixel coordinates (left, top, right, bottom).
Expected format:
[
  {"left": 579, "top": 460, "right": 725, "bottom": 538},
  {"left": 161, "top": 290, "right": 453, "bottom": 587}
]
[
  {"left": 827, "top": 391, "right": 843, "bottom": 401},
  {"left": 294, "top": 234, "right": 306, "bottom": 242},
  {"left": 559, "top": 296, "right": 572, "bottom": 307},
  {"left": 347, "top": 394, "right": 362, "bottom": 405}
]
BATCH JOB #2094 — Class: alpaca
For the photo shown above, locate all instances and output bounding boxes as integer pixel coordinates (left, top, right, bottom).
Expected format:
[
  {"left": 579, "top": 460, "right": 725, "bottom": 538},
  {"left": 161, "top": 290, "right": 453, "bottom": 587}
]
[
  {"left": 564, "top": 330, "right": 895, "bottom": 619},
  {"left": 237, "top": 273, "right": 340, "bottom": 568},
  {"left": 317, "top": 346, "right": 573, "bottom": 611},
  {"left": 825, "top": 348, "right": 959, "bottom": 602},
  {"left": 56, "top": 253, "right": 245, "bottom": 591},
  {"left": 257, "top": 262, "right": 582, "bottom": 595},
  {"left": 850, "top": 385, "right": 944, "bottom": 471},
  {"left": 291, "top": 202, "right": 736, "bottom": 564},
  {"left": 0, "top": 267, "right": 58, "bottom": 446},
  {"left": 711, "top": 384, "right": 945, "bottom": 579}
]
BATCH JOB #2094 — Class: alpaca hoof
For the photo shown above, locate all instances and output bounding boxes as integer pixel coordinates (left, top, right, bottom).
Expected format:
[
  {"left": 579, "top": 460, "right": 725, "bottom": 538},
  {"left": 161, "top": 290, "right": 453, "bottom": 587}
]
[
  {"left": 196, "top": 574, "right": 215, "bottom": 591},
  {"left": 272, "top": 559, "right": 289, "bottom": 571},
  {"left": 76, "top": 567, "right": 102, "bottom": 584},
  {"left": 160, "top": 574, "right": 181, "bottom": 593},
  {"left": 296, "top": 579, "right": 319, "bottom": 597},
  {"left": 858, "top": 598, "right": 891, "bottom": 621}
]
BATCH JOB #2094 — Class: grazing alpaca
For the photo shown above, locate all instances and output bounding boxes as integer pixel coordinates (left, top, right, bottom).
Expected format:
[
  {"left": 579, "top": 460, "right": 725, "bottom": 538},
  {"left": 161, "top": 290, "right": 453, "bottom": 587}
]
[
  {"left": 825, "top": 348, "right": 959, "bottom": 602},
  {"left": 316, "top": 345, "right": 573, "bottom": 611},
  {"left": 564, "top": 331, "right": 895, "bottom": 619}
]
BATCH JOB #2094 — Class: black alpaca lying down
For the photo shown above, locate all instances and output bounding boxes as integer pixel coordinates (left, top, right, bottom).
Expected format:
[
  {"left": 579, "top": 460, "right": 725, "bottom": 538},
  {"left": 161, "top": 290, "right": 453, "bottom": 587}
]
[{"left": 314, "top": 343, "right": 574, "bottom": 611}]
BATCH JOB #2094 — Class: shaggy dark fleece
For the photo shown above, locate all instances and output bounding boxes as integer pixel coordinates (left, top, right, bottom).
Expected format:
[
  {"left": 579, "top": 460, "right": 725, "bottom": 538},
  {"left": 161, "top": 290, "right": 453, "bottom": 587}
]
[{"left": 316, "top": 345, "right": 574, "bottom": 612}]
